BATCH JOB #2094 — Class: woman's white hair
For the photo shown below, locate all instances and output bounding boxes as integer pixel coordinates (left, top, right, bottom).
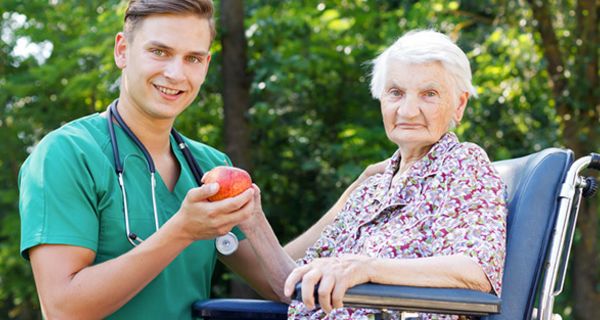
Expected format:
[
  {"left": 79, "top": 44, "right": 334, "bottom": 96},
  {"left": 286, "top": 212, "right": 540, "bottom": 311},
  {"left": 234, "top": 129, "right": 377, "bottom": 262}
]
[{"left": 369, "top": 29, "right": 477, "bottom": 100}]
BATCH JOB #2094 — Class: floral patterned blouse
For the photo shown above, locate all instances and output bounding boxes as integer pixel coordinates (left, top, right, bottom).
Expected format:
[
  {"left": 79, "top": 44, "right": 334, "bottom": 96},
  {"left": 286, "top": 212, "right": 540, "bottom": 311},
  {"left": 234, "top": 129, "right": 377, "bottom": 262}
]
[{"left": 288, "top": 132, "right": 507, "bottom": 320}]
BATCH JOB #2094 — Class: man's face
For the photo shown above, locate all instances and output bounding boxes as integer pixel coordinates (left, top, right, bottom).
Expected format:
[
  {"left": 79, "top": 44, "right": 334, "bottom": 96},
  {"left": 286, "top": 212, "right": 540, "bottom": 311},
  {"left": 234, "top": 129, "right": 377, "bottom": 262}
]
[
  {"left": 114, "top": 14, "right": 212, "bottom": 120},
  {"left": 380, "top": 60, "right": 467, "bottom": 150}
]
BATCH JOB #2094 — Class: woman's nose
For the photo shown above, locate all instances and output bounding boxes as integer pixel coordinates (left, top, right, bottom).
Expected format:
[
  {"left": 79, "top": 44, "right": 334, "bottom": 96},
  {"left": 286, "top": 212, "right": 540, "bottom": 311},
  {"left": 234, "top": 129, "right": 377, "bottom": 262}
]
[{"left": 396, "top": 94, "right": 420, "bottom": 118}]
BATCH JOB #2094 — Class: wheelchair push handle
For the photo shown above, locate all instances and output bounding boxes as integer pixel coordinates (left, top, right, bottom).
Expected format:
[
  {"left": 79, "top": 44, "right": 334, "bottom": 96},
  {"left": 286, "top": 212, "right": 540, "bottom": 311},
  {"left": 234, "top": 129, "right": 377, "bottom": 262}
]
[
  {"left": 589, "top": 153, "right": 600, "bottom": 171},
  {"left": 580, "top": 153, "right": 599, "bottom": 198}
]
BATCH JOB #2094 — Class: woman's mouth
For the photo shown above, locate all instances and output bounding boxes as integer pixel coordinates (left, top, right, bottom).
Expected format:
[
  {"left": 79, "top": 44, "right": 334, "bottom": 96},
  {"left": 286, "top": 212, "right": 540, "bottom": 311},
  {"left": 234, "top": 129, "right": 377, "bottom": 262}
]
[{"left": 396, "top": 123, "right": 423, "bottom": 128}]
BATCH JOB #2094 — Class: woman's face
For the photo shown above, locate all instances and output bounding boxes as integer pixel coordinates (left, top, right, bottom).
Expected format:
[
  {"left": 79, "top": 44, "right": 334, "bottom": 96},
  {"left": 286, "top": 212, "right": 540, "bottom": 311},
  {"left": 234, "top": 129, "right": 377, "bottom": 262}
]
[{"left": 380, "top": 61, "right": 468, "bottom": 150}]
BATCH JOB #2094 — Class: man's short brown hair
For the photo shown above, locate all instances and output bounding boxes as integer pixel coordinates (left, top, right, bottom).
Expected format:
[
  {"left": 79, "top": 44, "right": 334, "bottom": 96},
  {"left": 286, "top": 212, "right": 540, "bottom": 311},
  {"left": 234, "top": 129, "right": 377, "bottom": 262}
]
[{"left": 124, "top": 0, "right": 216, "bottom": 42}]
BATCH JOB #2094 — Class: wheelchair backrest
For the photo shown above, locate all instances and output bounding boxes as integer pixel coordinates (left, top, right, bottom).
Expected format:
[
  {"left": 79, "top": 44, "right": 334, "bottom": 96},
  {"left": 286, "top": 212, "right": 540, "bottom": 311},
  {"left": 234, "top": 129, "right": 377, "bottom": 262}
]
[{"left": 486, "top": 148, "right": 573, "bottom": 320}]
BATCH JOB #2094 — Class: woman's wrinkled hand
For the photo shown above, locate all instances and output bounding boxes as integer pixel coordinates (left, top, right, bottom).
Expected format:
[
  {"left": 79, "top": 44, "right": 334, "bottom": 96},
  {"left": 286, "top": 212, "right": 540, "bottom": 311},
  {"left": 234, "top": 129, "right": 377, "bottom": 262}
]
[{"left": 283, "top": 255, "right": 375, "bottom": 314}]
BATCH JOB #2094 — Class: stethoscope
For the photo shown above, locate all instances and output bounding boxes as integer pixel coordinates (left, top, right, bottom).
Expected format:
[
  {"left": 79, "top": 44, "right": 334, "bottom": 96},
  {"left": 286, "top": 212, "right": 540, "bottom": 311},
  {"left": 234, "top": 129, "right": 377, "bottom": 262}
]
[{"left": 107, "top": 99, "right": 239, "bottom": 255}]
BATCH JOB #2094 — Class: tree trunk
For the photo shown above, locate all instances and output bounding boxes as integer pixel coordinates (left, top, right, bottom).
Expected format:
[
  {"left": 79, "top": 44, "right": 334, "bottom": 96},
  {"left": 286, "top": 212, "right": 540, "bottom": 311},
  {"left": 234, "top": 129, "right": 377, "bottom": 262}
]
[
  {"left": 219, "top": 0, "right": 259, "bottom": 300},
  {"left": 526, "top": 0, "right": 570, "bottom": 127},
  {"left": 527, "top": 0, "right": 600, "bottom": 318},
  {"left": 571, "top": 0, "right": 599, "bottom": 318},
  {"left": 220, "top": 0, "right": 252, "bottom": 171}
]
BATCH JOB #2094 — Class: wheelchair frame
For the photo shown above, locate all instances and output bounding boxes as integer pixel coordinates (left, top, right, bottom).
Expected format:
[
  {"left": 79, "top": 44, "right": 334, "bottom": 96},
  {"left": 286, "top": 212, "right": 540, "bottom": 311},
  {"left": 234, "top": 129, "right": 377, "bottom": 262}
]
[{"left": 537, "top": 153, "right": 599, "bottom": 319}]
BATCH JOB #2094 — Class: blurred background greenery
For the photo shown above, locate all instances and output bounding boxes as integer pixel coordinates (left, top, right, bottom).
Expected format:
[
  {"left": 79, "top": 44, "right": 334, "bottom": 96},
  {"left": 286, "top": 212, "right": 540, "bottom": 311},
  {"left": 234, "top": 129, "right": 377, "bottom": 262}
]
[{"left": 0, "top": 0, "right": 598, "bottom": 319}]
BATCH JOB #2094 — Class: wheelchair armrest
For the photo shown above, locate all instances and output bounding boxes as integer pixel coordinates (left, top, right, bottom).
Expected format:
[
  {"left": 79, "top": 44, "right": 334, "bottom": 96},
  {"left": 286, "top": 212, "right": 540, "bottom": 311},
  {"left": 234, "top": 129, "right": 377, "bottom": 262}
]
[
  {"left": 295, "top": 283, "right": 501, "bottom": 316},
  {"left": 192, "top": 298, "right": 288, "bottom": 320},
  {"left": 191, "top": 284, "right": 501, "bottom": 319}
]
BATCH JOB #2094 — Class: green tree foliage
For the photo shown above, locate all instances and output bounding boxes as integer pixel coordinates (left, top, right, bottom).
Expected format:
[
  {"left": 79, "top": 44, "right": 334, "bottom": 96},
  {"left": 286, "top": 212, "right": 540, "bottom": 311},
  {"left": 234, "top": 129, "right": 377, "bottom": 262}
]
[{"left": 0, "top": 0, "right": 596, "bottom": 319}]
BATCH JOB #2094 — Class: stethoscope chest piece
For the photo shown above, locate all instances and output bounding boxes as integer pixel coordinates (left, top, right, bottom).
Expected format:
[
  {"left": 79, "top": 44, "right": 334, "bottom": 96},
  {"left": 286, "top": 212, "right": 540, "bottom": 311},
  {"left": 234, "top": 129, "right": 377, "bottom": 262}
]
[{"left": 215, "top": 232, "right": 239, "bottom": 256}]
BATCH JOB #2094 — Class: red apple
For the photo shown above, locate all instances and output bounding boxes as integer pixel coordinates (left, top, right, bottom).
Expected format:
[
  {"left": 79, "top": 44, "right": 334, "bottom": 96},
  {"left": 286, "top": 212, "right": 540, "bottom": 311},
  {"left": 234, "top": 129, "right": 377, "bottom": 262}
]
[{"left": 203, "top": 166, "right": 253, "bottom": 201}]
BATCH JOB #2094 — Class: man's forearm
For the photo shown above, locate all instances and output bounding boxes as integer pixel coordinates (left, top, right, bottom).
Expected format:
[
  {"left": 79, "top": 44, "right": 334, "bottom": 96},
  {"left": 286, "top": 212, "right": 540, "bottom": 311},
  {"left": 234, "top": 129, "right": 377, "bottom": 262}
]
[
  {"left": 31, "top": 215, "right": 193, "bottom": 319},
  {"left": 242, "top": 215, "right": 297, "bottom": 302}
]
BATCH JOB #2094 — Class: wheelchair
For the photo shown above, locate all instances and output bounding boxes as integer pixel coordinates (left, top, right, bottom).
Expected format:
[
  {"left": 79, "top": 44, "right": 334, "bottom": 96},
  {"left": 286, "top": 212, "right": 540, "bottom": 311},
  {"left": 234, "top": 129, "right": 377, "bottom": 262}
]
[{"left": 193, "top": 148, "right": 600, "bottom": 320}]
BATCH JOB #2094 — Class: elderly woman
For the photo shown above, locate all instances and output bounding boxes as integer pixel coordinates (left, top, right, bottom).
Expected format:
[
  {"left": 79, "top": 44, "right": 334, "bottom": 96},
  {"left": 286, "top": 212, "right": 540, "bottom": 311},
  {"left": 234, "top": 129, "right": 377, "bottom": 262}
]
[{"left": 281, "top": 29, "right": 507, "bottom": 319}]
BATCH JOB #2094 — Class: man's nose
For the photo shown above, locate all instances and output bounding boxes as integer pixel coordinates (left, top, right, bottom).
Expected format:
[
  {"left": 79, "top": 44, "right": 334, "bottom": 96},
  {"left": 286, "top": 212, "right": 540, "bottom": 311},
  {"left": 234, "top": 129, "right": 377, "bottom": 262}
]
[{"left": 164, "top": 59, "right": 185, "bottom": 82}]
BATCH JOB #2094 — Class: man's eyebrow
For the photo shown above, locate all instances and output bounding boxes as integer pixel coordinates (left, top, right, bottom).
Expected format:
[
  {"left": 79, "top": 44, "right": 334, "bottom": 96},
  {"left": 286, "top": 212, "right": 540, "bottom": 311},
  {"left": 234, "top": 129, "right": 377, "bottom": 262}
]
[
  {"left": 147, "top": 41, "right": 172, "bottom": 51},
  {"left": 146, "top": 41, "right": 209, "bottom": 56},
  {"left": 189, "top": 50, "right": 210, "bottom": 57}
]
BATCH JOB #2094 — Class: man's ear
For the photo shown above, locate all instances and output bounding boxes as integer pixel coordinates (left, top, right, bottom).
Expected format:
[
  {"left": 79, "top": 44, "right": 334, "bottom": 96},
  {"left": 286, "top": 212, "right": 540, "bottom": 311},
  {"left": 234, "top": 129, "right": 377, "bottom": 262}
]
[
  {"left": 114, "top": 32, "right": 127, "bottom": 69},
  {"left": 204, "top": 53, "right": 212, "bottom": 72},
  {"left": 195, "top": 54, "right": 212, "bottom": 82},
  {"left": 454, "top": 91, "right": 469, "bottom": 124}
]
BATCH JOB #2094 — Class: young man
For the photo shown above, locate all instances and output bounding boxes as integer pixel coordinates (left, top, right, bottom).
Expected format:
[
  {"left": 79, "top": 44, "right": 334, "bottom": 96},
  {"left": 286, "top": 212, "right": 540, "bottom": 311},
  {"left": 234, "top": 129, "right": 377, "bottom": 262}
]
[{"left": 19, "top": 1, "right": 296, "bottom": 319}]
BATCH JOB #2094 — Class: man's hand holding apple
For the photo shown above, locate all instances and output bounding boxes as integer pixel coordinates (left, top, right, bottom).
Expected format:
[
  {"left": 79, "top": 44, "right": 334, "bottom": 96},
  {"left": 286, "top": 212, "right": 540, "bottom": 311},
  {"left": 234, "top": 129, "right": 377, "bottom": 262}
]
[
  {"left": 202, "top": 166, "right": 269, "bottom": 236},
  {"left": 173, "top": 166, "right": 257, "bottom": 242}
]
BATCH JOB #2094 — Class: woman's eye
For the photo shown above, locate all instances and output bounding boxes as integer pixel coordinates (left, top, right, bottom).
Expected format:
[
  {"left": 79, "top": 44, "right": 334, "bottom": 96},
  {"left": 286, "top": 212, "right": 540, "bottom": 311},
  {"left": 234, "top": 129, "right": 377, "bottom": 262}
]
[{"left": 389, "top": 89, "right": 403, "bottom": 97}]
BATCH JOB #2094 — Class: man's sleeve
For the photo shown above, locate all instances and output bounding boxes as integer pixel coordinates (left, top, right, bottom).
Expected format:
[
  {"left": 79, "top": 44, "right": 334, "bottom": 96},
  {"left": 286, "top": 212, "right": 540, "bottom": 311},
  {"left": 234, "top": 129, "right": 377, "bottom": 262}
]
[{"left": 19, "top": 133, "right": 100, "bottom": 259}]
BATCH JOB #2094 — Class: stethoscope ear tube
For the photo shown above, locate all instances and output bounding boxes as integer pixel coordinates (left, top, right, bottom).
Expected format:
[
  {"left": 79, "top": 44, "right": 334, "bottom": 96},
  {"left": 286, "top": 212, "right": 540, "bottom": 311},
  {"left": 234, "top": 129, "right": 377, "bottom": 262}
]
[
  {"left": 109, "top": 100, "right": 155, "bottom": 173},
  {"left": 171, "top": 129, "right": 204, "bottom": 187},
  {"left": 107, "top": 101, "right": 123, "bottom": 174}
]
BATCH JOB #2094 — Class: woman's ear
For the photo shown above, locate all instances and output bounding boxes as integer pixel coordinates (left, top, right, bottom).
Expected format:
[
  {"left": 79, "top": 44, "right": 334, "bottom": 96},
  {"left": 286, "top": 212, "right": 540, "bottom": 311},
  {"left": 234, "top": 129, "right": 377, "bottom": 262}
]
[
  {"left": 453, "top": 91, "right": 469, "bottom": 124},
  {"left": 114, "top": 32, "right": 127, "bottom": 69}
]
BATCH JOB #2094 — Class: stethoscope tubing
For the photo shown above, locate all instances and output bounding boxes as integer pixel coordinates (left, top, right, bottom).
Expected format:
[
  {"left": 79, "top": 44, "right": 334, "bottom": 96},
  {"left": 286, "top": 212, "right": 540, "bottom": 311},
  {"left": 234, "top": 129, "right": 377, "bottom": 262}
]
[
  {"left": 107, "top": 99, "right": 238, "bottom": 254},
  {"left": 172, "top": 131, "right": 204, "bottom": 187},
  {"left": 108, "top": 100, "right": 160, "bottom": 245}
]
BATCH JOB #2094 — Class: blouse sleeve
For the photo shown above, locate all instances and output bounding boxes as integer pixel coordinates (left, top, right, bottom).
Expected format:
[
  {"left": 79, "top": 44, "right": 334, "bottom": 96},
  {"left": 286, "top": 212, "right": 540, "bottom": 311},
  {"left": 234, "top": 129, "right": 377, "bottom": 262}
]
[
  {"left": 430, "top": 144, "right": 507, "bottom": 296},
  {"left": 298, "top": 175, "right": 382, "bottom": 266}
]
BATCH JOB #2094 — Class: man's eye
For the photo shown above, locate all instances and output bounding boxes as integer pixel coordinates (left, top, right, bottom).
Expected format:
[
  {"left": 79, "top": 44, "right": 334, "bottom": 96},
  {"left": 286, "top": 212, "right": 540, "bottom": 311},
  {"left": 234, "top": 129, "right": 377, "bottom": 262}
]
[
  {"left": 151, "top": 49, "right": 165, "bottom": 56},
  {"left": 186, "top": 56, "right": 201, "bottom": 64},
  {"left": 424, "top": 91, "right": 437, "bottom": 97}
]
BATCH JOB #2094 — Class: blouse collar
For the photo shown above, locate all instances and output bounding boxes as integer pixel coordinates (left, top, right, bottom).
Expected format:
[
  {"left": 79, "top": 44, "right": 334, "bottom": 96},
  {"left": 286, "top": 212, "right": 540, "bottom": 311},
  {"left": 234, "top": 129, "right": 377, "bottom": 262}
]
[{"left": 386, "top": 132, "right": 460, "bottom": 179}]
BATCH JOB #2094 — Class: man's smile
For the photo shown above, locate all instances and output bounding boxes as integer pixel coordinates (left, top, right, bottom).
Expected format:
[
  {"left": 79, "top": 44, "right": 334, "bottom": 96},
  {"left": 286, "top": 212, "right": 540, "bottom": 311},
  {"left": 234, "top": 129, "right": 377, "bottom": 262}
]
[{"left": 153, "top": 84, "right": 183, "bottom": 96}]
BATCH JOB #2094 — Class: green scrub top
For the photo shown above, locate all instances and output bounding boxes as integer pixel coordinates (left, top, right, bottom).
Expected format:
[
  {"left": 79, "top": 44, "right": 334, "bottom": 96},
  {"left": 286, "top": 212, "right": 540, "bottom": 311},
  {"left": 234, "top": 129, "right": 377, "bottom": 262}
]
[{"left": 19, "top": 113, "right": 245, "bottom": 320}]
